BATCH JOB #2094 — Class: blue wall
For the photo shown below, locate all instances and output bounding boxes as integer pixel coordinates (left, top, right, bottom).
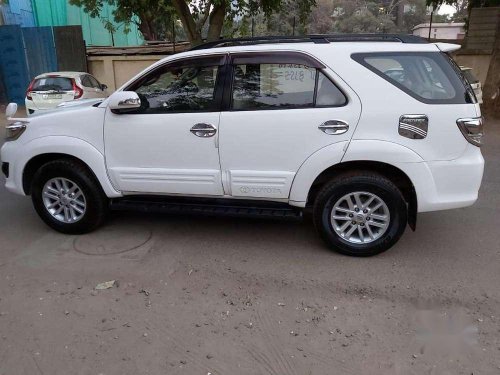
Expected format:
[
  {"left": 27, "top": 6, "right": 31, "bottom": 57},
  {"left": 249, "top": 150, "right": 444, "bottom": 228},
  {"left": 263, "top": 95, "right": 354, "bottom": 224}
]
[{"left": 0, "top": 0, "right": 35, "bottom": 27}]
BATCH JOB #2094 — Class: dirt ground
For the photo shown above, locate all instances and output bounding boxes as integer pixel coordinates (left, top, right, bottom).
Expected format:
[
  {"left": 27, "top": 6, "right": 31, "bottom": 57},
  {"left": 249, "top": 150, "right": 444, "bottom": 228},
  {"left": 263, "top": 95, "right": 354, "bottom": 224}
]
[{"left": 0, "top": 108, "right": 499, "bottom": 375}]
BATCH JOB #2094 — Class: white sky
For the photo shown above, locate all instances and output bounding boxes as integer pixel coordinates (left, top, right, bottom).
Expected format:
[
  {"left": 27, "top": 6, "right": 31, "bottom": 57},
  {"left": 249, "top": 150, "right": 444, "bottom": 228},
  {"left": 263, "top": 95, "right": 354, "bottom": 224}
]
[{"left": 438, "top": 4, "right": 456, "bottom": 15}]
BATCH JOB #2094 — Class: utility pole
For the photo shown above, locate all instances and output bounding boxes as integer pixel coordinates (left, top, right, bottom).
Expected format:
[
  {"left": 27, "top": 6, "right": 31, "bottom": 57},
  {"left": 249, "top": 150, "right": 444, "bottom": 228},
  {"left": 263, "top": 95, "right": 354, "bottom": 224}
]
[
  {"left": 428, "top": 7, "right": 434, "bottom": 41},
  {"left": 172, "top": 20, "right": 176, "bottom": 53},
  {"left": 251, "top": 18, "right": 254, "bottom": 37}
]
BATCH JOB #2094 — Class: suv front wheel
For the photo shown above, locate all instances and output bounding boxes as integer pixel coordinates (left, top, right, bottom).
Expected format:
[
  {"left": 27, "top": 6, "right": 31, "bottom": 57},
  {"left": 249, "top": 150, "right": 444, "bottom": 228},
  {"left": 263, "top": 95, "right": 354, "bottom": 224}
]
[
  {"left": 31, "top": 159, "right": 108, "bottom": 234},
  {"left": 313, "top": 172, "right": 407, "bottom": 256}
]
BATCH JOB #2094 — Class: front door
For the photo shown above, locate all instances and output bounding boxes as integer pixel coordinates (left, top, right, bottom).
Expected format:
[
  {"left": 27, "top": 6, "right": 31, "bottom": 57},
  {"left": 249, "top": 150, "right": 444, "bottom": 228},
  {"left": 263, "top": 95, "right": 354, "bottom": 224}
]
[
  {"left": 218, "top": 52, "right": 362, "bottom": 200},
  {"left": 104, "top": 55, "right": 226, "bottom": 196}
]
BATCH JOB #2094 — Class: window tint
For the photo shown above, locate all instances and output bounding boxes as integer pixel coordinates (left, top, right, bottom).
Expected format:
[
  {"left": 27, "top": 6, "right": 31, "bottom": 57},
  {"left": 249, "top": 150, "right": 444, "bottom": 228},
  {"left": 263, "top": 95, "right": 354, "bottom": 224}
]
[
  {"left": 232, "top": 63, "right": 316, "bottom": 110},
  {"left": 353, "top": 52, "right": 472, "bottom": 104},
  {"left": 32, "top": 77, "right": 73, "bottom": 91},
  {"left": 88, "top": 75, "right": 101, "bottom": 88},
  {"left": 132, "top": 64, "right": 219, "bottom": 113},
  {"left": 81, "top": 75, "right": 93, "bottom": 88},
  {"left": 462, "top": 69, "right": 479, "bottom": 84},
  {"left": 316, "top": 72, "right": 347, "bottom": 106}
]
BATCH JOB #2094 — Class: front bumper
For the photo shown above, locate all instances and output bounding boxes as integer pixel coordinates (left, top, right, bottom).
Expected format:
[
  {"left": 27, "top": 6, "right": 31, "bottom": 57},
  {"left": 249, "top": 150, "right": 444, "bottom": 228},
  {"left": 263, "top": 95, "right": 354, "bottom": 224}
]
[{"left": 1, "top": 141, "right": 26, "bottom": 195}]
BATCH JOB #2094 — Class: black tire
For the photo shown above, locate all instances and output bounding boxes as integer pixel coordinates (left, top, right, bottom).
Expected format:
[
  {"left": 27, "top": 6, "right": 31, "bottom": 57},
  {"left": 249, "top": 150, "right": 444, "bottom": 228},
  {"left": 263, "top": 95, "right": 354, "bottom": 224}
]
[
  {"left": 313, "top": 172, "right": 407, "bottom": 257},
  {"left": 31, "top": 159, "right": 109, "bottom": 234}
]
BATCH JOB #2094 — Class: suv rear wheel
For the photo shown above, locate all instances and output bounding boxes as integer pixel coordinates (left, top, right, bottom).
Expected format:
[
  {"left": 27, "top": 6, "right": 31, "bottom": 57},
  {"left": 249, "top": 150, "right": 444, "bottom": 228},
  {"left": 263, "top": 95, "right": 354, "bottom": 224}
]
[
  {"left": 31, "top": 159, "right": 108, "bottom": 234},
  {"left": 313, "top": 172, "right": 407, "bottom": 256}
]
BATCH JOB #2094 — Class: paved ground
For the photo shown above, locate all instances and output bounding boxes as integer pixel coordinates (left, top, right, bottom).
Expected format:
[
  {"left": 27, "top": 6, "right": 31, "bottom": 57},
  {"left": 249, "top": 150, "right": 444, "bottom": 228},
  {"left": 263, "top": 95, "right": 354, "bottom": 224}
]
[{"left": 0, "top": 108, "right": 499, "bottom": 375}]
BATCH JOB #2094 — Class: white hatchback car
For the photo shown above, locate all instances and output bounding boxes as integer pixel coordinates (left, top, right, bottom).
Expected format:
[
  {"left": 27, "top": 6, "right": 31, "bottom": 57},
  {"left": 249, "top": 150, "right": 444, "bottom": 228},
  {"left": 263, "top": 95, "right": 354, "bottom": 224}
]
[
  {"left": 25, "top": 72, "right": 108, "bottom": 115},
  {"left": 2, "top": 35, "right": 484, "bottom": 256}
]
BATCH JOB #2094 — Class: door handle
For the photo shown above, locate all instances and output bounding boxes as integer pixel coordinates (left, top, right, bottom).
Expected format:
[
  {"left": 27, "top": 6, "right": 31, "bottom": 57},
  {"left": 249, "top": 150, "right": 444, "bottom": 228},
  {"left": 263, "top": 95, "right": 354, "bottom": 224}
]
[
  {"left": 190, "top": 123, "right": 217, "bottom": 137},
  {"left": 318, "top": 120, "right": 349, "bottom": 135}
]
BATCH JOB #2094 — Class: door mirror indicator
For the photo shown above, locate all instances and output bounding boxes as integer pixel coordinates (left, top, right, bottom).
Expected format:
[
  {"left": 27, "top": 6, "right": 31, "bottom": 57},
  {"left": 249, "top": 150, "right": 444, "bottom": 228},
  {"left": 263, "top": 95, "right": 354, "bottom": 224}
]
[{"left": 108, "top": 91, "right": 141, "bottom": 113}]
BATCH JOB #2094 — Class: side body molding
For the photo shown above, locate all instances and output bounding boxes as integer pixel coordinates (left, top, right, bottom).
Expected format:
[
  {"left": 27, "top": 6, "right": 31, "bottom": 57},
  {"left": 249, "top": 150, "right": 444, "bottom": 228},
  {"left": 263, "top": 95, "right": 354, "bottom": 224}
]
[{"left": 16, "top": 136, "right": 121, "bottom": 197}]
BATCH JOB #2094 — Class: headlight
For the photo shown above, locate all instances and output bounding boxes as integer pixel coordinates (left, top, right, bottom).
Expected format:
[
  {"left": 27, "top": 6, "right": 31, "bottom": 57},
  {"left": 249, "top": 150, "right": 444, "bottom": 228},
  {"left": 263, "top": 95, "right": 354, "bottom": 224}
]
[{"left": 5, "top": 122, "right": 26, "bottom": 141}]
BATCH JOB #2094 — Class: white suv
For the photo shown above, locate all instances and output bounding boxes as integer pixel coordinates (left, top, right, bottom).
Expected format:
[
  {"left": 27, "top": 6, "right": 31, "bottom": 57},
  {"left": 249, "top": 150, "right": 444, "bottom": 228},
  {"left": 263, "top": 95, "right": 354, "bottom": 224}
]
[{"left": 1, "top": 35, "right": 484, "bottom": 256}]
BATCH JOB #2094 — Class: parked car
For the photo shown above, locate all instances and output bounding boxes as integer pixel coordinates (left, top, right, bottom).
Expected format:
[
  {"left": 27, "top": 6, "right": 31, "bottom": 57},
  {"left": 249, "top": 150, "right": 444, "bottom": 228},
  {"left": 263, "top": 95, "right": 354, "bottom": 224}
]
[
  {"left": 2, "top": 35, "right": 484, "bottom": 256},
  {"left": 25, "top": 72, "right": 108, "bottom": 115},
  {"left": 460, "top": 66, "right": 483, "bottom": 104}
]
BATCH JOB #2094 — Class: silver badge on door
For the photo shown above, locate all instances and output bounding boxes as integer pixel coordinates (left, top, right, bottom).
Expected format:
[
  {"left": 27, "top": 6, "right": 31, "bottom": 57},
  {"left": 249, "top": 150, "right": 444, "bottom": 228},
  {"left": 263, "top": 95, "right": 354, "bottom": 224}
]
[{"left": 398, "top": 115, "right": 428, "bottom": 140}]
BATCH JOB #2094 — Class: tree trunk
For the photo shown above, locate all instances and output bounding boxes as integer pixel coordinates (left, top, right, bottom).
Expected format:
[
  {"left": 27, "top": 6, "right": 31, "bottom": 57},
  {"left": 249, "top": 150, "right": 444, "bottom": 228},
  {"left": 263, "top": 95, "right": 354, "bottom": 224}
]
[
  {"left": 138, "top": 18, "right": 156, "bottom": 41},
  {"left": 171, "top": 0, "right": 203, "bottom": 45},
  {"left": 207, "top": 1, "right": 226, "bottom": 41},
  {"left": 482, "top": 17, "right": 500, "bottom": 117}
]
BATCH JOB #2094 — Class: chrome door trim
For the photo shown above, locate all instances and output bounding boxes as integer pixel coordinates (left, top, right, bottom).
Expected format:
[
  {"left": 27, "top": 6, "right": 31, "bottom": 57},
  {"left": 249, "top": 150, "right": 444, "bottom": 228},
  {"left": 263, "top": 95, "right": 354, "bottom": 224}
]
[
  {"left": 318, "top": 120, "right": 349, "bottom": 135},
  {"left": 190, "top": 123, "right": 217, "bottom": 137}
]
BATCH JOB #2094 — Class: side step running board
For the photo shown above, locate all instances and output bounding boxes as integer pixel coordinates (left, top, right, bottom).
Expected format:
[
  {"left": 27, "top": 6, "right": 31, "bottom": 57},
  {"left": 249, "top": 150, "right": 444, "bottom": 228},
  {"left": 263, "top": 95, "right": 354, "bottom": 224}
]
[{"left": 110, "top": 197, "right": 303, "bottom": 221}]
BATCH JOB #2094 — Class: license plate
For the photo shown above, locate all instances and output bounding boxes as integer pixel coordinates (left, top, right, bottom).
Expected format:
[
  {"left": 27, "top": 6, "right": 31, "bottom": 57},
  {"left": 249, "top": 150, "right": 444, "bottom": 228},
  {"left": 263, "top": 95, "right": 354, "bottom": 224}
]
[{"left": 43, "top": 94, "right": 62, "bottom": 99}]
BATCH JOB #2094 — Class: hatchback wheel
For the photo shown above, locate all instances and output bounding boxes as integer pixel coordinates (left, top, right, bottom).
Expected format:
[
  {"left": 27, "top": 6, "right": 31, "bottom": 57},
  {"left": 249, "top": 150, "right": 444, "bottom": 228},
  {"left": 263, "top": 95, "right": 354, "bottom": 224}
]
[
  {"left": 313, "top": 172, "right": 407, "bottom": 256},
  {"left": 31, "top": 159, "right": 108, "bottom": 234}
]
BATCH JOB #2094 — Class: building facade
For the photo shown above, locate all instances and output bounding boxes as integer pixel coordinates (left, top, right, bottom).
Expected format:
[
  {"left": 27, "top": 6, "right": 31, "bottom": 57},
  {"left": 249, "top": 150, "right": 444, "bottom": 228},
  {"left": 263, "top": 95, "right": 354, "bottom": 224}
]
[
  {"left": 0, "top": 0, "right": 143, "bottom": 46},
  {"left": 413, "top": 22, "right": 466, "bottom": 40}
]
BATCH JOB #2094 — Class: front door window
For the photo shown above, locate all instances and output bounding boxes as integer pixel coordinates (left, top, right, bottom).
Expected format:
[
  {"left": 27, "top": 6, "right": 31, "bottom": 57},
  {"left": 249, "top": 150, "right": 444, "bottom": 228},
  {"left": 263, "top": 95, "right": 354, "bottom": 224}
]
[{"left": 129, "top": 62, "right": 220, "bottom": 113}]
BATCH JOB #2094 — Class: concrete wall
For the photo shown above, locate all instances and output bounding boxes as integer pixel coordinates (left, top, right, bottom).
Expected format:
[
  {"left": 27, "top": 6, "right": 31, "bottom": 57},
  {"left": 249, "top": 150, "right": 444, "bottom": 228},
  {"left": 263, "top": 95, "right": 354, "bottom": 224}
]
[
  {"left": 87, "top": 55, "right": 164, "bottom": 91},
  {"left": 413, "top": 23, "right": 465, "bottom": 40}
]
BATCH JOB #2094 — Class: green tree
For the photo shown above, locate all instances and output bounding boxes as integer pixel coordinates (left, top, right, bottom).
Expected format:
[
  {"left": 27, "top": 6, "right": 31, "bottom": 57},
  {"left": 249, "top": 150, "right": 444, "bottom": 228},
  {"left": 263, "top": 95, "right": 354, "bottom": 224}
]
[
  {"left": 69, "top": 0, "right": 178, "bottom": 41},
  {"left": 71, "top": 0, "right": 317, "bottom": 46}
]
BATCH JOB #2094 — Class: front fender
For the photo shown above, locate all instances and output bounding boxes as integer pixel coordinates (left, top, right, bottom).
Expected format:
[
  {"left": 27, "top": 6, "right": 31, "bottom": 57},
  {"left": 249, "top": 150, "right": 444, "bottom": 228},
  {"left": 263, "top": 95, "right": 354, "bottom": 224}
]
[{"left": 14, "top": 136, "right": 121, "bottom": 197}]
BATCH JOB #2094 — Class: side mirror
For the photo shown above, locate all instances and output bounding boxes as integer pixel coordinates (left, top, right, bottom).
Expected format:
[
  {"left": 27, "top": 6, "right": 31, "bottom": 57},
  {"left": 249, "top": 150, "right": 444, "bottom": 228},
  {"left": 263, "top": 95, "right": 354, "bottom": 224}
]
[
  {"left": 101, "top": 84, "right": 108, "bottom": 91},
  {"left": 5, "top": 103, "right": 18, "bottom": 118},
  {"left": 108, "top": 91, "right": 141, "bottom": 113}
]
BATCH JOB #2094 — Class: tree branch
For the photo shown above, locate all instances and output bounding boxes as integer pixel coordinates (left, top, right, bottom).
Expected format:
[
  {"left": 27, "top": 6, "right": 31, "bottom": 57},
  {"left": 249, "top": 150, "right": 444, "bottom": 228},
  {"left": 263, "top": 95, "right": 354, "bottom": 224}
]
[
  {"left": 197, "top": 2, "right": 213, "bottom": 30},
  {"left": 171, "top": 0, "right": 203, "bottom": 44}
]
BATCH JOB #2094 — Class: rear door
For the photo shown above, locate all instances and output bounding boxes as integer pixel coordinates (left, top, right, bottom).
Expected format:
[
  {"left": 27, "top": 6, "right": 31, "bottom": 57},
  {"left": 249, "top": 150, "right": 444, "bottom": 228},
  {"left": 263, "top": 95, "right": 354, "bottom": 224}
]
[
  {"left": 218, "top": 51, "right": 362, "bottom": 200},
  {"left": 30, "top": 76, "right": 75, "bottom": 109}
]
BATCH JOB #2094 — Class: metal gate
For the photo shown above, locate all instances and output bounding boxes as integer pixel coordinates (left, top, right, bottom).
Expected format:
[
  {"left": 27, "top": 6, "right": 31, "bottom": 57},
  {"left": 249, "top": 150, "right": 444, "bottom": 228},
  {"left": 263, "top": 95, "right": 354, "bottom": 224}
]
[{"left": 0, "top": 25, "right": 30, "bottom": 104}]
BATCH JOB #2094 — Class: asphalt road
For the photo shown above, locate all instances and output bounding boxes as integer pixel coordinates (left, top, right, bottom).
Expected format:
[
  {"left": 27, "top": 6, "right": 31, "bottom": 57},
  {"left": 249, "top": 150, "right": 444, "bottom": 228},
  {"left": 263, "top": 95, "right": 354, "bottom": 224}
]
[{"left": 0, "top": 110, "right": 499, "bottom": 375}]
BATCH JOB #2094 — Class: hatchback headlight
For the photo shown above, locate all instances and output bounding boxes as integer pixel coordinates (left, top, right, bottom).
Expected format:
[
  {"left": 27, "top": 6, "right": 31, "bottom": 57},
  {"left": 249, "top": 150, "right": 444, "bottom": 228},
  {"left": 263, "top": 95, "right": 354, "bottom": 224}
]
[{"left": 5, "top": 122, "right": 26, "bottom": 141}]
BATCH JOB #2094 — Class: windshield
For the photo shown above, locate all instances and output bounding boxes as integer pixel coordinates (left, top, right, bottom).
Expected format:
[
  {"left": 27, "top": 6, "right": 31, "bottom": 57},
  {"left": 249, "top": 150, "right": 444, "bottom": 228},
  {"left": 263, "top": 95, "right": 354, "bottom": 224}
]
[{"left": 32, "top": 77, "right": 73, "bottom": 92}]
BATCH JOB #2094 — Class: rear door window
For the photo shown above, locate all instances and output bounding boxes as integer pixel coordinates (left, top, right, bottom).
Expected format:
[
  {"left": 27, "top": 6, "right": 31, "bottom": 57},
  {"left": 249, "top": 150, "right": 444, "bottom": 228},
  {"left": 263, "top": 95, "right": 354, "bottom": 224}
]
[
  {"left": 32, "top": 77, "right": 73, "bottom": 91},
  {"left": 88, "top": 75, "right": 102, "bottom": 88},
  {"left": 352, "top": 52, "right": 474, "bottom": 104},
  {"left": 230, "top": 61, "right": 346, "bottom": 110}
]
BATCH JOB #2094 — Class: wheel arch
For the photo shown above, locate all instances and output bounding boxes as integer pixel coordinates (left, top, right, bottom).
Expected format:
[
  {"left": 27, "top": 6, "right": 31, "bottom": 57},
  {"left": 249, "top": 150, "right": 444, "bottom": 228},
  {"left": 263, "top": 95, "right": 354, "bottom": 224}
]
[
  {"left": 19, "top": 136, "right": 121, "bottom": 198},
  {"left": 23, "top": 154, "right": 92, "bottom": 194},
  {"left": 306, "top": 160, "right": 418, "bottom": 230}
]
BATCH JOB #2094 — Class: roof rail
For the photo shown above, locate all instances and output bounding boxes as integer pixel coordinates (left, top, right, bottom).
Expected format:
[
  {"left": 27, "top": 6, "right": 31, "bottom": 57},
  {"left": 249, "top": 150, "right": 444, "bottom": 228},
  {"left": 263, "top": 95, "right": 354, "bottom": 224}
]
[{"left": 190, "top": 34, "right": 428, "bottom": 50}]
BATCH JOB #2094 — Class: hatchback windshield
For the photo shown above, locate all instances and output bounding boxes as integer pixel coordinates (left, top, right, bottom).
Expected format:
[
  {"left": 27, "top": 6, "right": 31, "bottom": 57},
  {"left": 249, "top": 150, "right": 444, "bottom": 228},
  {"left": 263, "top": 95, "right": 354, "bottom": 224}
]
[{"left": 32, "top": 77, "right": 73, "bottom": 92}]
